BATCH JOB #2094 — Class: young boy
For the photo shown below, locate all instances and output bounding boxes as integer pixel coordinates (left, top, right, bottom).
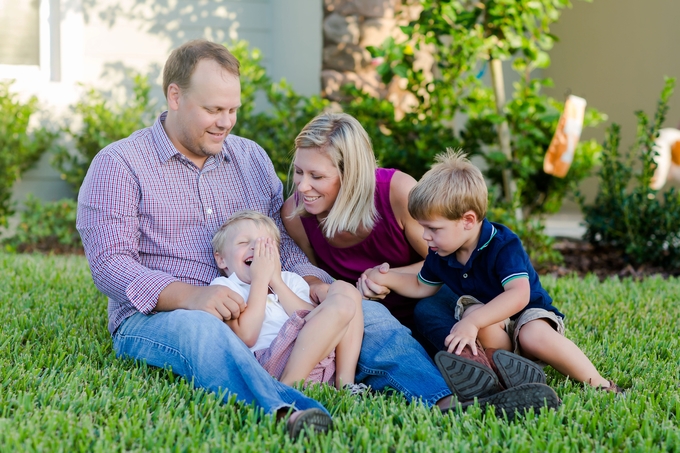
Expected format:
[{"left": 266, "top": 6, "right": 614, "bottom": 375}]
[
  {"left": 364, "top": 150, "right": 622, "bottom": 394},
  {"left": 211, "top": 210, "right": 366, "bottom": 392}
]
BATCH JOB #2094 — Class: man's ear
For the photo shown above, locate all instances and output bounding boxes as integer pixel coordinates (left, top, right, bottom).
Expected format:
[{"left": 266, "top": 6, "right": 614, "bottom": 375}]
[{"left": 167, "top": 83, "right": 181, "bottom": 111}]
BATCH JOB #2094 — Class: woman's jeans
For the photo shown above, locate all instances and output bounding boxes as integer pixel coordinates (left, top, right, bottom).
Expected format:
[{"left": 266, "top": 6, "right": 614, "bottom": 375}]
[{"left": 113, "top": 300, "right": 451, "bottom": 414}]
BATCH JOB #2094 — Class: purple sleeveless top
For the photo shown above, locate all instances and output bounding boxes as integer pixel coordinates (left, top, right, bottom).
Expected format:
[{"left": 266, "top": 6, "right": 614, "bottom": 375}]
[{"left": 300, "top": 168, "right": 422, "bottom": 325}]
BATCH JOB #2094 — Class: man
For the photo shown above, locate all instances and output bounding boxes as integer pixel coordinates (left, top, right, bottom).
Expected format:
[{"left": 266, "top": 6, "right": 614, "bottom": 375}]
[{"left": 77, "top": 40, "right": 557, "bottom": 438}]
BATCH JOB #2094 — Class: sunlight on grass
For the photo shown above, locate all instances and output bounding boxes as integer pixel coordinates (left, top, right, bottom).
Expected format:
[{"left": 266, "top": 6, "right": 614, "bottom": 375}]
[{"left": 1, "top": 253, "right": 679, "bottom": 451}]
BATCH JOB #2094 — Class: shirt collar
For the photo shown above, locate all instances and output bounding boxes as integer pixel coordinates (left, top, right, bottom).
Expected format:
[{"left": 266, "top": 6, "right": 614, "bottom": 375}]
[
  {"left": 151, "top": 111, "right": 231, "bottom": 165},
  {"left": 443, "top": 218, "right": 496, "bottom": 269}
]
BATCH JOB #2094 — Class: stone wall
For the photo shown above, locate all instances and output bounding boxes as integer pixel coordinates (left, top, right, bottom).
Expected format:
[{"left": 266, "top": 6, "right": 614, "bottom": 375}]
[{"left": 321, "top": 0, "right": 423, "bottom": 116}]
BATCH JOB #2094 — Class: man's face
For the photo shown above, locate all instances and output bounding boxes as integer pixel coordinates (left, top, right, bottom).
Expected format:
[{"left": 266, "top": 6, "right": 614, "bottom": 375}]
[{"left": 168, "top": 59, "right": 241, "bottom": 165}]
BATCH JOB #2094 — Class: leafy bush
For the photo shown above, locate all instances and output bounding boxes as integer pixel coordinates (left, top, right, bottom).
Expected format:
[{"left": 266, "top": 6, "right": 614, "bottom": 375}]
[
  {"left": 369, "top": 0, "right": 605, "bottom": 218},
  {"left": 0, "top": 81, "right": 56, "bottom": 227},
  {"left": 229, "top": 41, "right": 330, "bottom": 182},
  {"left": 52, "top": 74, "right": 158, "bottom": 191},
  {"left": 580, "top": 78, "right": 680, "bottom": 270},
  {"left": 3, "top": 194, "right": 81, "bottom": 254}
]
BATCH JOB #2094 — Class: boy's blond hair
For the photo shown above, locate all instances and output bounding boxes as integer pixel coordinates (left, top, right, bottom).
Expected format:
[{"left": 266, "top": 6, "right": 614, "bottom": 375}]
[
  {"left": 291, "top": 112, "right": 378, "bottom": 237},
  {"left": 408, "top": 149, "right": 487, "bottom": 221},
  {"left": 211, "top": 210, "right": 281, "bottom": 256}
]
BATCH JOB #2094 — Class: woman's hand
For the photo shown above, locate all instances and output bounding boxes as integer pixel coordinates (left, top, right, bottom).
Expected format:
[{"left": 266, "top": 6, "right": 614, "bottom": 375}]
[{"left": 358, "top": 263, "right": 391, "bottom": 301}]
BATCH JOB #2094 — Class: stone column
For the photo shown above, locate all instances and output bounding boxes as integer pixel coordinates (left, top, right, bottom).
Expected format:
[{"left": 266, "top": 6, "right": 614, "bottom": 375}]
[{"left": 321, "top": 0, "right": 423, "bottom": 117}]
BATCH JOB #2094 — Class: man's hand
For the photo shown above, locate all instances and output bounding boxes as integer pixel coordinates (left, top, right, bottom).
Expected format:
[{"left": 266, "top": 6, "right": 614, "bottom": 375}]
[
  {"left": 157, "top": 282, "right": 246, "bottom": 321},
  {"left": 444, "top": 318, "right": 480, "bottom": 355},
  {"left": 358, "top": 263, "right": 391, "bottom": 300}
]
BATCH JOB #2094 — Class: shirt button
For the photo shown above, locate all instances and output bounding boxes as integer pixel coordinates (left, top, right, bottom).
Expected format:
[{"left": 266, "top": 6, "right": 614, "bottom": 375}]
[
  {"left": 463, "top": 273, "right": 468, "bottom": 278},
  {"left": 206, "top": 208, "right": 213, "bottom": 215}
]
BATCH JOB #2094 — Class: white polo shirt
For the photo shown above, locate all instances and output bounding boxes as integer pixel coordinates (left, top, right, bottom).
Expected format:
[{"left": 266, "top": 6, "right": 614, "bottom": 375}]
[{"left": 210, "top": 272, "right": 313, "bottom": 352}]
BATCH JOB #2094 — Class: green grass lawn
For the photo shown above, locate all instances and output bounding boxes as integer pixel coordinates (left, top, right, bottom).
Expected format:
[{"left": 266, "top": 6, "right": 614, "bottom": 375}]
[{"left": 1, "top": 253, "right": 679, "bottom": 452}]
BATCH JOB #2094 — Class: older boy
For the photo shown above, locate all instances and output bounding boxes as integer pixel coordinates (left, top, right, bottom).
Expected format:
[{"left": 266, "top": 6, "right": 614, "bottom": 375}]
[{"left": 364, "top": 149, "right": 622, "bottom": 395}]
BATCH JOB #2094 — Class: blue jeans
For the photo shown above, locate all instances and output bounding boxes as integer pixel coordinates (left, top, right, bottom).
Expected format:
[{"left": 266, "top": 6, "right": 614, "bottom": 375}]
[
  {"left": 113, "top": 300, "right": 451, "bottom": 414},
  {"left": 413, "top": 285, "right": 459, "bottom": 352}
]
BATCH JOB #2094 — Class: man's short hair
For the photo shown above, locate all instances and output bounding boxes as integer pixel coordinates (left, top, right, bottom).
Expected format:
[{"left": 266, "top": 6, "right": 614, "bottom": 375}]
[
  {"left": 163, "top": 39, "right": 240, "bottom": 98},
  {"left": 408, "top": 149, "right": 488, "bottom": 221},
  {"left": 211, "top": 210, "right": 281, "bottom": 256}
]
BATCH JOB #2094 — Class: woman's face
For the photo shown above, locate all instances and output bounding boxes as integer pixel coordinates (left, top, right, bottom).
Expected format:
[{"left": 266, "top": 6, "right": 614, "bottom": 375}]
[{"left": 293, "top": 147, "right": 342, "bottom": 218}]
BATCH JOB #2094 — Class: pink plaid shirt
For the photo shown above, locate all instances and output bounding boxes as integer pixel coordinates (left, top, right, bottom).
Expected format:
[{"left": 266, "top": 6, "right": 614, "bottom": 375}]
[{"left": 77, "top": 112, "right": 331, "bottom": 335}]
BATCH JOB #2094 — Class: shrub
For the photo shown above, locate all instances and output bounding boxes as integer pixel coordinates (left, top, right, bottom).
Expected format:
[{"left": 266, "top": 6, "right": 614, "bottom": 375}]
[
  {"left": 3, "top": 194, "right": 81, "bottom": 254},
  {"left": 51, "top": 73, "right": 158, "bottom": 191},
  {"left": 229, "top": 41, "right": 330, "bottom": 182},
  {"left": 369, "top": 0, "right": 605, "bottom": 218},
  {"left": 580, "top": 77, "right": 680, "bottom": 269},
  {"left": 0, "top": 81, "right": 56, "bottom": 227}
]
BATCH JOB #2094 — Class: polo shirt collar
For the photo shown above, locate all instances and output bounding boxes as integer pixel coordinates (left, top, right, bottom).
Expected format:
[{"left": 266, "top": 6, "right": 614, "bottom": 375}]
[
  {"left": 443, "top": 218, "right": 496, "bottom": 269},
  {"left": 152, "top": 111, "right": 231, "bottom": 165}
]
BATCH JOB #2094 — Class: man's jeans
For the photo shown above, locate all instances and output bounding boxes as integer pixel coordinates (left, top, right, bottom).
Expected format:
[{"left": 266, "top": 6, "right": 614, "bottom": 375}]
[
  {"left": 113, "top": 300, "right": 451, "bottom": 414},
  {"left": 413, "top": 285, "right": 459, "bottom": 353}
]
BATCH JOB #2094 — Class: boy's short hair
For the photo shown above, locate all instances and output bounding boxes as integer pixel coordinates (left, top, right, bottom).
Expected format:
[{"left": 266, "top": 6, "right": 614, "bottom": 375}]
[
  {"left": 211, "top": 210, "right": 281, "bottom": 255},
  {"left": 408, "top": 149, "right": 488, "bottom": 221}
]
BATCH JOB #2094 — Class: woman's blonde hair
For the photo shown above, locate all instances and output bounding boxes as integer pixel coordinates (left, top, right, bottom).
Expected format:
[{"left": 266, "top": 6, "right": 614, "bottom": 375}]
[
  {"left": 291, "top": 112, "right": 378, "bottom": 238},
  {"left": 408, "top": 149, "right": 488, "bottom": 221}
]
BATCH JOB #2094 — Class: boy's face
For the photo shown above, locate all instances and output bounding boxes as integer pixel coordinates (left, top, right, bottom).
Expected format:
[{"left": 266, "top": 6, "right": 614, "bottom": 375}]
[
  {"left": 418, "top": 214, "right": 478, "bottom": 257},
  {"left": 214, "top": 220, "right": 276, "bottom": 284}
]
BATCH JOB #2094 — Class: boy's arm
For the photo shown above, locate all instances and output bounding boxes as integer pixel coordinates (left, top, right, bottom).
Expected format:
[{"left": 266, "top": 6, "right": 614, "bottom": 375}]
[
  {"left": 225, "top": 280, "right": 269, "bottom": 348},
  {"left": 364, "top": 266, "right": 440, "bottom": 299},
  {"left": 270, "top": 274, "right": 313, "bottom": 317},
  {"left": 225, "top": 238, "right": 277, "bottom": 348},
  {"left": 445, "top": 277, "right": 530, "bottom": 354}
]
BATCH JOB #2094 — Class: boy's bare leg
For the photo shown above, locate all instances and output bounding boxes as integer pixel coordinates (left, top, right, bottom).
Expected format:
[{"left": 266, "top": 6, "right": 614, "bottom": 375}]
[
  {"left": 517, "top": 318, "right": 610, "bottom": 387},
  {"left": 279, "top": 282, "right": 357, "bottom": 387},
  {"left": 462, "top": 305, "right": 512, "bottom": 351},
  {"left": 333, "top": 282, "right": 363, "bottom": 388}
]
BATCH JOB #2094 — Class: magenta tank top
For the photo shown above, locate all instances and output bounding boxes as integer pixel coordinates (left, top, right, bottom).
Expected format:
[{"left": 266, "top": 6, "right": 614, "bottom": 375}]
[{"left": 300, "top": 168, "right": 422, "bottom": 325}]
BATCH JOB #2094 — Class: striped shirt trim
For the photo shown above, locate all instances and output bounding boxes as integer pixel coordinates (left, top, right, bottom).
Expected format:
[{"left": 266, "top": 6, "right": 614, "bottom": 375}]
[
  {"left": 418, "top": 273, "right": 443, "bottom": 286},
  {"left": 501, "top": 273, "right": 529, "bottom": 286},
  {"left": 478, "top": 224, "right": 497, "bottom": 251}
]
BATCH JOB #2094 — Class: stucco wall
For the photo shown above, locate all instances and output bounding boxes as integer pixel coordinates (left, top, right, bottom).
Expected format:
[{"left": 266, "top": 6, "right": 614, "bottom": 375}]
[
  {"left": 7, "top": 0, "right": 322, "bottom": 206},
  {"left": 544, "top": 0, "right": 680, "bottom": 205}
]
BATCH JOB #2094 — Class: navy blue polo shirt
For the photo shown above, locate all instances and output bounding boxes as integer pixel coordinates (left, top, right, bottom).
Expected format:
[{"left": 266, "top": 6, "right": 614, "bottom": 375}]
[{"left": 418, "top": 218, "right": 564, "bottom": 320}]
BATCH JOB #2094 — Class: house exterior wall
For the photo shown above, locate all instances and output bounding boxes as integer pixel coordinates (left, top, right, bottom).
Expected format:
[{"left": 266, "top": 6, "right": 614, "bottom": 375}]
[
  {"left": 544, "top": 0, "right": 680, "bottom": 203},
  {"left": 5, "top": 0, "right": 321, "bottom": 206}
]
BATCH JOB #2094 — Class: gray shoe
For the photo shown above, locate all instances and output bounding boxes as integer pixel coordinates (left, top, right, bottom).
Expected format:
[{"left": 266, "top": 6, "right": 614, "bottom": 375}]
[
  {"left": 287, "top": 408, "right": 332, "bottom": 439},
  {"left": 491, "top": 349, "right": 546, "bottom": 387},
  {"left": 445, "top": 383, "right": 561, "bottom": 421},
  {"left": 435, "top": 350, "right": 546, "bottom": 401},
  {"left": 435, "top": 351, "right": 502, "bottom": 400}
]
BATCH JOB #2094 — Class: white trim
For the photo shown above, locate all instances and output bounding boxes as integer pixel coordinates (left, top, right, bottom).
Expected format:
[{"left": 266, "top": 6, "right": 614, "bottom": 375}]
[{"left": 0, "top": 0, "right": 59, "bottom": 82}]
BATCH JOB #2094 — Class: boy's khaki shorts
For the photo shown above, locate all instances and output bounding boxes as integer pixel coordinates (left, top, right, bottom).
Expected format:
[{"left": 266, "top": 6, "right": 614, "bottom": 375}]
[{"left": 454, "top": 295, "right": 566, "bottom": 361}]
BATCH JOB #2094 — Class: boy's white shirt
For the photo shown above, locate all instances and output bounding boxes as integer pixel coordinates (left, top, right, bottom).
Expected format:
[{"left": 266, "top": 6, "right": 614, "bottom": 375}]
[{"left": 210, "top": 272, "right": 313, "bottom": 352}]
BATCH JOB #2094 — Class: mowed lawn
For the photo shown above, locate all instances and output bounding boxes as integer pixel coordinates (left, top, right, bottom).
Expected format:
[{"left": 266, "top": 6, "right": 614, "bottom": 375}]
[{"left": 1, "top": 252, "right": 678, "bottom": 452}]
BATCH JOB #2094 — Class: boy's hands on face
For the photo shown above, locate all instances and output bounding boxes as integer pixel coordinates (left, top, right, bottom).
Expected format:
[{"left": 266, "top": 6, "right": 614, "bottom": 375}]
[
  {"left": 249, "top": 237, "right": 279, "bottom": 286},
  {"left": 444, "top": 318, "right": 480, "bottom": 355}
]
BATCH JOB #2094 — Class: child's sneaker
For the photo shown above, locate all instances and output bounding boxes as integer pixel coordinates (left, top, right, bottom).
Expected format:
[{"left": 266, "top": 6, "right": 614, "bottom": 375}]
[
  {"left": 343, "top": 383, "right": 371, "bottom": 397},
  {"left": 599, "top": 380, "right": 624, "bottom": 394}
]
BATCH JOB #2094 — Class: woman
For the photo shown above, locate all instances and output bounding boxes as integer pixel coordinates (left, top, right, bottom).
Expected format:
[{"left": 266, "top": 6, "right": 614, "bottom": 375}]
[{"left": 281, "top": 112, "right": 428, "bottom": 328}]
